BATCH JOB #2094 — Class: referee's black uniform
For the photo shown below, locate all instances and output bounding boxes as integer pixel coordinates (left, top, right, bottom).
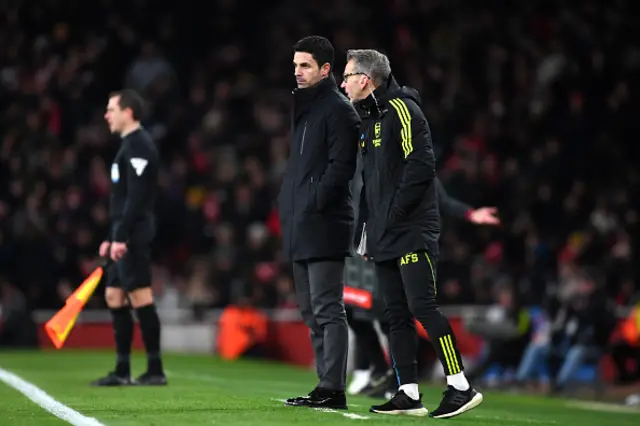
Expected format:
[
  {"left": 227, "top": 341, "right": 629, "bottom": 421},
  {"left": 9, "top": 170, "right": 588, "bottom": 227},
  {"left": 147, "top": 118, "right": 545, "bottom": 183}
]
[
  {"left": 92, "top": 89, "right": 166, "bottom": 387},
  {"left": 108, "top": 126, "right": 159, "bottom": 288}
]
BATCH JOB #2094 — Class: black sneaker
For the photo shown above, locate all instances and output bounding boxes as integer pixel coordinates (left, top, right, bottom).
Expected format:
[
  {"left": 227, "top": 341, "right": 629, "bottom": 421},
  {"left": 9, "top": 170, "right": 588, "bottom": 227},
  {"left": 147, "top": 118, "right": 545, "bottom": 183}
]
[
  {"left": 135, "top": 371, "right": 168, "bottom": 386},
  {"left": 429, "top": 386, "right": 483, "bottom": 419},
  {"left": 91, "top": 371, "right": 133, "bottom": 387},
  {"left": 285, "top": 387, "right": 348, "bottom": 410},
  {"left": 369, "top": 390, "right": 428, "bottom": 416}
]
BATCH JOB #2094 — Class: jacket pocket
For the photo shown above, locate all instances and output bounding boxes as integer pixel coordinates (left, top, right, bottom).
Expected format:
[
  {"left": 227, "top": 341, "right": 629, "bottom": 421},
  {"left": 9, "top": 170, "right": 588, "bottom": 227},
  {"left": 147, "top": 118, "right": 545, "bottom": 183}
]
[
  {"left": 385, "top": 193, "right": 404, "bottom": 228},
  {"left": 314, "top": 177, "right": 330, "bottom": 212},
  {"left": 305, "top": 176, "right": 318, "bottom": 213}
]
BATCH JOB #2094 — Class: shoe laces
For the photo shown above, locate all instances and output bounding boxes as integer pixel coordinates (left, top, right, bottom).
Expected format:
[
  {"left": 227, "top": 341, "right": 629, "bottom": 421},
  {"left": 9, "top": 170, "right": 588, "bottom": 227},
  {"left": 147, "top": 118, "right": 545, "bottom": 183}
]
[{"left": 387, "top": 390, "right": 416, "bottom": 409}]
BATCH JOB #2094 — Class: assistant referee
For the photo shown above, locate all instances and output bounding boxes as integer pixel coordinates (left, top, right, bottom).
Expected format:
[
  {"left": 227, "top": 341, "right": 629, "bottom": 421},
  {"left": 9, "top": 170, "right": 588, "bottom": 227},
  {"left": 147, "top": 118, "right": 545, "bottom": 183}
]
[{"left": 92, "top": 89, "right": 166, "bottom": 387}]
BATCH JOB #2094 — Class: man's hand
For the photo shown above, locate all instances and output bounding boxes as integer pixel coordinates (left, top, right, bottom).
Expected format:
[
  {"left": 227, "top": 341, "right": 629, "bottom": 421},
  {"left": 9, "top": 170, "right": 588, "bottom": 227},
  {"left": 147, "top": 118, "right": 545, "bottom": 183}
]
[
  {"left": 99, "top": 241, "right": 111, "bottom": 257},
  {"left": 110, "top": 242, "right": 128, "bottom": 261},
  {"left": 468, "top": 207, "right": 500, "bottom": 225}
]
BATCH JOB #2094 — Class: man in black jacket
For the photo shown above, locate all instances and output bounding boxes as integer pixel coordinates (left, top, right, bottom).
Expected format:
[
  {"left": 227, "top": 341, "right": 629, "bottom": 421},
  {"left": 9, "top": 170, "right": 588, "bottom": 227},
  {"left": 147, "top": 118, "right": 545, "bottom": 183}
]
[
  {"left": 345, "top": 177, "right": 499, "bottom": 397},
  {"left": 279, "top": 36, "right": 361, "bottom": 409},
  {"left": 342, "top": 49, "right": 483, "bottom": 418}
]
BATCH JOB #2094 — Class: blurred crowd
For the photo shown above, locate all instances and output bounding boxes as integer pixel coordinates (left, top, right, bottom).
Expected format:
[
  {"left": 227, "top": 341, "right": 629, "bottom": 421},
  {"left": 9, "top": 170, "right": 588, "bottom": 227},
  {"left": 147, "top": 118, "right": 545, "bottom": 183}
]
[{"left": 0, "top": 0, "right": 639, "bottom": 322}]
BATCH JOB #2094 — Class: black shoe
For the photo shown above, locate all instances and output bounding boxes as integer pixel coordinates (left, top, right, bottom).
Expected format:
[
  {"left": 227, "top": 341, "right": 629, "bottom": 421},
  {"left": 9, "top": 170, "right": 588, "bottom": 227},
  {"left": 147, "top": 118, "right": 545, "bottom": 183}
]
[
  {"left": 285, "top": 387, "right": 348, "bottom": 409},
  {"left": 360, "top": 370, "right": 395, "bottom": 397},
  {"left": 429, "top": 386, "right": 483, "bottom": 419},
  {"left": 285, "top": 387, "right": 318, "bottom": 405},
  {"left": 91, "top": 371, "right": 133, "bottom": 387},
  {"left": 369, "top": 390, "right": 428, "bottom": 416},
  {"left": 135, "top": 371, "right": 168, "bottom": 386}
]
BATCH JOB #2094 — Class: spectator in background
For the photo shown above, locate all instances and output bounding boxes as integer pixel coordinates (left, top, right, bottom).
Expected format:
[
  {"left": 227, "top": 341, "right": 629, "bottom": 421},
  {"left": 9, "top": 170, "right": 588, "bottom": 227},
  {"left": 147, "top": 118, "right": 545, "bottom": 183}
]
[
  {"left": 464, "top": 282, "right": 531, "bottom": 385},
  {"left": 0, "top": 281, "right": 38, "bottom": 348},
  {"left": 610, "top": 299, "right": 640, "bottom": 385},
  {"left": 0, "top": 0, "right": 636, "bottom": 349},
  {"left": 515, "top": 269, "right": 617, "bottom": 394}
]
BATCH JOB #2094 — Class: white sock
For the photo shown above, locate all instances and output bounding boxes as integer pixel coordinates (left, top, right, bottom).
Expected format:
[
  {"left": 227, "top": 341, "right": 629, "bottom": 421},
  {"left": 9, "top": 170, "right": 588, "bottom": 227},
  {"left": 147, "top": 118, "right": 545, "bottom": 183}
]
[
  {"left": 398, "top": 383, "right": 420, "bottom": 400},
  {"left": 446, "top": 372, "right": 470, "bottom": 391}
]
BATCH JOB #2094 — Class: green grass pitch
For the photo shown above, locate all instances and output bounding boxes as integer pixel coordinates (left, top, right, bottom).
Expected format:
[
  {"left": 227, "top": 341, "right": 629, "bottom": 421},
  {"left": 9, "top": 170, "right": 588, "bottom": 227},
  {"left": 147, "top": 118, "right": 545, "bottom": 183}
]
[{"left": 0, "top": 350, "right": 638, "bottom": 425}]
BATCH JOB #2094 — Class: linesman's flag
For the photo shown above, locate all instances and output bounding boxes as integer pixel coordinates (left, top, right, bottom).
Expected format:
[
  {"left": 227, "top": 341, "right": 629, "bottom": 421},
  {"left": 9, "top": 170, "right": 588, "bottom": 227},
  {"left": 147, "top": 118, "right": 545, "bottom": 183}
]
[{"left": 45, "top": 259, "right": 108, "bottom": 349}]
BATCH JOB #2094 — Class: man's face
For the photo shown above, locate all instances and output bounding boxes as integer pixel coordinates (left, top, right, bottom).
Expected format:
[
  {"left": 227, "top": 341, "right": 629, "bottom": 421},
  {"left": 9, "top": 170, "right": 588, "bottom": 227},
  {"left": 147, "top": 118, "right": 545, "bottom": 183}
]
[
  {"left": 293, "top": 52, "right": 327, "bottom": 89},
  {"left": 341, "top": 59, "right": 369, "bottom": 102},
  {"left": 104, "top": 96, "right": 129, "bottom": 135}
]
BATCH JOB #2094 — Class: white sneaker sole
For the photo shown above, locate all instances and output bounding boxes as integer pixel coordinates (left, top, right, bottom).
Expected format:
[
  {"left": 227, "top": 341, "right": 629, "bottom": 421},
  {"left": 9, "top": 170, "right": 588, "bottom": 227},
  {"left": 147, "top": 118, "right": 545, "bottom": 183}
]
[
  {"left": 430, "top": 392, "right": 484, "bottom": 419},
  {"left": 370, "top": 407, "right": 429, "bottom": 417}
]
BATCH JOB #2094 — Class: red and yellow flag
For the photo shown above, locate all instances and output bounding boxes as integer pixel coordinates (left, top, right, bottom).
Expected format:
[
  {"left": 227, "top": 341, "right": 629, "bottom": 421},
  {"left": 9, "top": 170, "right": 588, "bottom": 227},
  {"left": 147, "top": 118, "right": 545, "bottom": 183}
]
[{"left": 45, "top": 265, "right": 105, "bottom": 349}]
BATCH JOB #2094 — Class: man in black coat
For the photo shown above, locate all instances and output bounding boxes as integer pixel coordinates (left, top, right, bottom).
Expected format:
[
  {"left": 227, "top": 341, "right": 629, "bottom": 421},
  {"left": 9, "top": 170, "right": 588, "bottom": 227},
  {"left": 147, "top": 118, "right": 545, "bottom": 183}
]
[
  {"left": 345, "top": 175, "right": 500, "bottom": 398},
  {"left": 279, "top": 36, "right": 361, "bottom": 410},
  {"left": 343, "top": 49, "right": 483, "bottom": 418}
]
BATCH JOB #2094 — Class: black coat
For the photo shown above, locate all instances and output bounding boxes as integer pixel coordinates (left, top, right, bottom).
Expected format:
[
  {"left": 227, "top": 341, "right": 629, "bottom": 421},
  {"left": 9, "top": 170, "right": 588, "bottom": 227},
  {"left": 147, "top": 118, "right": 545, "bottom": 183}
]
[
  {"left": 355, "top": 76, "right": 440, "bottom": 261},
  {"left": 278, "top": 77, "right": 361, "bottom": 261}
]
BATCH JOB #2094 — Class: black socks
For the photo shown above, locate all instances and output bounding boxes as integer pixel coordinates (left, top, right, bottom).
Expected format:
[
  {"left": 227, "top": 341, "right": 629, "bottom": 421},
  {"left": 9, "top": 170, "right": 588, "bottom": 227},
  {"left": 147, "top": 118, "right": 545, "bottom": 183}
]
[
  {"left": 111, "top": 304, "right": 164, "bottom": 376},
  {"left": 111, "top": 307, "right": 133, "bottom": 377},
  {"left": 135, "top": 304, "right": 163, "bottom": 375}
]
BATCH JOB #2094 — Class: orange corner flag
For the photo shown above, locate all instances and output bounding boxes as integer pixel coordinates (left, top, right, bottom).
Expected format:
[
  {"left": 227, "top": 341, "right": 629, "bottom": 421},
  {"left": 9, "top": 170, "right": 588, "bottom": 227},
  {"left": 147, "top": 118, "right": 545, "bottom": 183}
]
[{"left": 45, "top": 264, "right": 105, "bottom": 349}]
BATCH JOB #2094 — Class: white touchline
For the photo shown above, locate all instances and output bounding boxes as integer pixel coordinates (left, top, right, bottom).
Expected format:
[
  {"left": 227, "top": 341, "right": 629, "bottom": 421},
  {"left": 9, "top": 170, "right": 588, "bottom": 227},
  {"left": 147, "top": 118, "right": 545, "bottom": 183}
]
[
  {"left": 313, "top": 408, "right": 370, "bottom": 420},
  {"left": 272, "top": 399, "right": 369, "bottom": 420},
  {"left": 0, "top": 367, "right": 106, "bottom": 426}
]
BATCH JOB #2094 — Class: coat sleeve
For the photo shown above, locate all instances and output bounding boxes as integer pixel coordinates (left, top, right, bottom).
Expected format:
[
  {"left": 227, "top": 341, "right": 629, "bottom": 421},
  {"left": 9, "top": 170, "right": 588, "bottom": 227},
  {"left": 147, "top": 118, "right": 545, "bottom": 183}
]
[
  {"left": 112, "top": 141, "right": 156, "bottom": 242},
  {"left": 387, "top": 98, "right": 435, "bottom": 219},
  {"left": 316, "top": 100, "right": 361, "bottom": 210},
  {"left": 435, "top": 177, "right": 473, "bottom": 219}
]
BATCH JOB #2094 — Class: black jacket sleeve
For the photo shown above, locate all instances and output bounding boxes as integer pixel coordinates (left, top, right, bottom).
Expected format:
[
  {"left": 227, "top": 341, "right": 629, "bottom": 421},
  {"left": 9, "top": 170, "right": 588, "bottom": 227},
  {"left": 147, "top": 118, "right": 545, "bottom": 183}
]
[
  {"left": 316, "top": 99, "right": 360, "bottom": 210},
  {"left": 112, "top": 142, "right": 155, "bottom": 242},
  {"left": 389, "top": 99, "right": 435, "bottom": 218},
  {"left": 435, "top": 177, "right": 472, "bottom": 219}
]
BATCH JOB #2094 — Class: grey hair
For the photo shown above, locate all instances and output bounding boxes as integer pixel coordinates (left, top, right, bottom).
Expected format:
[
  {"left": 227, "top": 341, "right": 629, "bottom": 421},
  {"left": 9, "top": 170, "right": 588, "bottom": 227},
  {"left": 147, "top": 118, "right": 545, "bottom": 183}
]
[{"left": 346, "top": 49, "right": 391, "bottom": 86}]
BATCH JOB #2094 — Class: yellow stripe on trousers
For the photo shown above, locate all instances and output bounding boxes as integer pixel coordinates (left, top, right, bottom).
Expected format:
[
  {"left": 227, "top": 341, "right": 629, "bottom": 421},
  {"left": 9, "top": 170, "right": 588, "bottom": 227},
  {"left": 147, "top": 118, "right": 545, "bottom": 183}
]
[
  {"left": 424, "top": 252, "right": 436, "bottom": 295},
  {"left": 439, "top": 336, "right": 454, "bottom": 375},
  {"left": 446, "top": 335, "right": 460, "bottom": 374}
]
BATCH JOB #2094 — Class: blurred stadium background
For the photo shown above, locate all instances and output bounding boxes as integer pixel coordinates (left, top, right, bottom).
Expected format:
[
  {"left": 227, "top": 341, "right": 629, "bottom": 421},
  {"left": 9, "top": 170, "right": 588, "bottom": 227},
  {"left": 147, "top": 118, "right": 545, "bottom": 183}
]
[{"left": 1, "top": 0, "right": 640, "bottom": 419}]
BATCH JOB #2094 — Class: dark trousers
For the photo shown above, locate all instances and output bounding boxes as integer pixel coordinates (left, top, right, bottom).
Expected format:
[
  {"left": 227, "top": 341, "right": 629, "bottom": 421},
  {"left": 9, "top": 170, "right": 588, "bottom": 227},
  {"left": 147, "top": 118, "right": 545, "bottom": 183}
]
[
  {"left": 346, "top": 307, "right": 389, "bottom": 374},
  {"left": 347, "top": 310, "right": 434, "bottom": 380},
  {"left": 376, "top": 250, "right": 464, "bottom": 385},
  {"left": 293, "top": 259, "right": 349, "bottom": 391}
]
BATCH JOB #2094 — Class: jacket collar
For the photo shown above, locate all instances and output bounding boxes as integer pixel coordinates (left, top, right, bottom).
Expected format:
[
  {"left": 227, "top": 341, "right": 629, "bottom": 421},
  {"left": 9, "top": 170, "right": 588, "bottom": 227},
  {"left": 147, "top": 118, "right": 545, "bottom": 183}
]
[
  {"left": 293, "top": 75, "right": 337, "bottom": 104},
  {"left": 355, "top": 74, "right": 401, "bottom": 118}
]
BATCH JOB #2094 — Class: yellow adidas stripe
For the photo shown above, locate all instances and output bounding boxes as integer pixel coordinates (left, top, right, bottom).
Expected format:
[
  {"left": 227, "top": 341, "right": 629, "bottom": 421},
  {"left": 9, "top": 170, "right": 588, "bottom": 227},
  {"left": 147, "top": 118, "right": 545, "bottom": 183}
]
[
  {"left": 388, "top": 99, "right": 413, "bottom": 158},
  {"left": 387, "top": 99, "right": 405, "bottom": 155},
  {"left": 439, "top": 336, "right": 453, "bottom": 375},
  {"left": 446, "top": 335, "right": 461, "bottom": 374},
  {"left": 397, "top": 99, "right": 413, "bottom": 156},
  {"left": 439, "top": 335, "right": 460, "bottom": 375}
]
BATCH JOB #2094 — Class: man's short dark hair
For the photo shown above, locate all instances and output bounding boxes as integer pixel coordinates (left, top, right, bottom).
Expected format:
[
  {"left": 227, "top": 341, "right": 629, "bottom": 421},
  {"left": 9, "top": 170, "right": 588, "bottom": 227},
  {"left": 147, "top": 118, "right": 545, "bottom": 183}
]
[
  {"left": 293, "top": 35, "right": 334, "bottom": 71},
  {"left": 109, "top": 89, "right": 145, "bottom": 121}
]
